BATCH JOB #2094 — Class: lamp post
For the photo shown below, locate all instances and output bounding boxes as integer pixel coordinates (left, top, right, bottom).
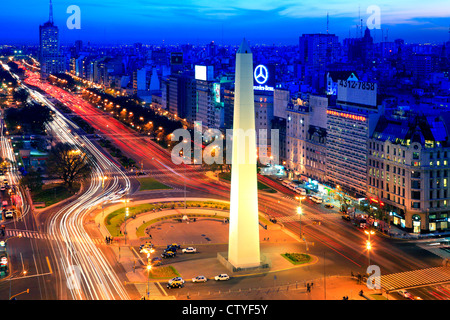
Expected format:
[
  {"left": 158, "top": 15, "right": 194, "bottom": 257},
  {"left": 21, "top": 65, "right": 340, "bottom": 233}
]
[
  {"left": 123, "top": 196, "right": 130, "bottom": 245},
  {"left": 297, "top": 207, "right": 303, "bottom": 240},
  {"left": 146, "top": 264, "right": 152, "bottom": 299},
  {"left": 365, "top": 230, "right": 375, "bottom": 266}
]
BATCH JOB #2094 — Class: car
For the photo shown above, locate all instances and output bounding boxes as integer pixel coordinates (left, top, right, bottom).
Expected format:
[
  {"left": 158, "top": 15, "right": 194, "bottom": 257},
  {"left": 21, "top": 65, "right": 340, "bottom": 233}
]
[
  {"left": 161, "top": 251, "right": 176, "bottom": 258},
  {"left": 151, "top": 257, "right": 162, "bottom": 266},
  {"left": 167, "top": 243, "right": 181, "bottom": 249},
  {"left": 139, "top": 243, "right": 154, "bottom": 254},
  {"left": 4, "top": 211, "right": 14, "bottom": 219},
  {"left": 167, "top": 277, "right": 185, "bottom": 289},
  {"left": 324, "top": 204, "right": 334, "bottom": 209},
  {"left": 182, "top": 247, "right": 197, "bottom": 253},
  {"left": 341, "top": 214, "right": 351, "bottom": 221},
  {"left": 397, "top": 290, "right": 413, "bottom": 300},
  {"left": 214, "top": 274, "right": 230, "bottom": 281},
  {"left": 192, "top": 275, "right": 207, "bottom": 283}
]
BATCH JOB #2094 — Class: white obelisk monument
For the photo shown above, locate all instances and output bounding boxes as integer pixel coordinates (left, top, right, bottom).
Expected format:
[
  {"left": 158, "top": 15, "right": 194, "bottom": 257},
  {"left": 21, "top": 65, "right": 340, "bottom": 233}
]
[{"left": 227, "top": 39, "right": 261, "bottom": 268}]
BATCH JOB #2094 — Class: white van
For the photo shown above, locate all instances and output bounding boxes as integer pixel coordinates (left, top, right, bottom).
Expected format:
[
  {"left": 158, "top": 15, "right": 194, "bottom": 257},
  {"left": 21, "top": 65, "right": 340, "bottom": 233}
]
[{"left": 310, "top": 195, "right": 323, "bottom": 204}]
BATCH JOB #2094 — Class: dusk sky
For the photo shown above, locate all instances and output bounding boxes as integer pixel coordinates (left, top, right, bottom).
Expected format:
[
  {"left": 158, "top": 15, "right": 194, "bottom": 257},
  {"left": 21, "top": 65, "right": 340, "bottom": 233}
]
[{"left": 1, "top": 0, "right": 449, "bottom": 46}]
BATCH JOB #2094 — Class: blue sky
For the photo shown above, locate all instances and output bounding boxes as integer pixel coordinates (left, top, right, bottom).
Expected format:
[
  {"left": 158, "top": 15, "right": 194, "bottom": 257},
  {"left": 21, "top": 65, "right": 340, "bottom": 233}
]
[{"left": 1, "top": 0, "right": 449, "bottom": 45}]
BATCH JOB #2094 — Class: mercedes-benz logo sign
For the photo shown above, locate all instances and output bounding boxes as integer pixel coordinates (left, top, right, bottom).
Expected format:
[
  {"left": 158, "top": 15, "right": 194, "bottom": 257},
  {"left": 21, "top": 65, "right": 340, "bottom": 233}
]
[{"left": 254, "top": 65, "right": 269, "bottom": 85}]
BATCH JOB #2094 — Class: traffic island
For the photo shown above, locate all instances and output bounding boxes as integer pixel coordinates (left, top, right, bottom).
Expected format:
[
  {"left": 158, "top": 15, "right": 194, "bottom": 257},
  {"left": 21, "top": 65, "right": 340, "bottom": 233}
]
[{"left": 281, "top": 253, "right": 312, "bottom": 265}]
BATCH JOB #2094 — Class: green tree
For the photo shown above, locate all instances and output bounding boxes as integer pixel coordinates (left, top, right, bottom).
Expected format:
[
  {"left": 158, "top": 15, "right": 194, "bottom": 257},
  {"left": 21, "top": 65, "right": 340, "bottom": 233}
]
[
  {"left": 46, "top": 143, "right": 92, "bottom": 189},
  {"left": 19, "top": 169, "right": 43, "bottom": 192}
]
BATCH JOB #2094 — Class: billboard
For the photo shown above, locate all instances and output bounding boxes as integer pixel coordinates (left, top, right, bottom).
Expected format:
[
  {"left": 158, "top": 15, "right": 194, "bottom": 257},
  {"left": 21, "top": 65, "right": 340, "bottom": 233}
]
[
  {"left": 337, "top": 80, "right": 377, "bottom": 108},
  {"left": 195, "top": 65, "right": 214, "bottom": 81},
  {"left": 170, "top": 52, "right": 183, "bottom": 65},
  {"left": 213, "top": 83, "right": 220, "bottom": 103}
]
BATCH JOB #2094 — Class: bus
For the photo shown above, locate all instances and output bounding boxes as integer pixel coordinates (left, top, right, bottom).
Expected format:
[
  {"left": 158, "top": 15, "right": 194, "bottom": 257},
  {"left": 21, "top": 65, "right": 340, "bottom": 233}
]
[
  {"left": 310, "top": 195, "right": 323, "bottom": 204},
  {"left": 294, "top": 188, "right": 307, "bottom": 196}
]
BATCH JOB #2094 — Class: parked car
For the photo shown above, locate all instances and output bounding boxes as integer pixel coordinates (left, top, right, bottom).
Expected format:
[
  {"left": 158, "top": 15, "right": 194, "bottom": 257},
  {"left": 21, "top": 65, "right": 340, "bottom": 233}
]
[
  {"left": 214, "top": 274, "right": 230, "bottom": 281},
  {"left": 161, "top": 251, "right": 176, "bottom": 258},
  {"left": 192, "top": 275, "right": 207, "bottom": 283},
  {"left": 182, "top": 247, "right": 197, "bottom": 254},
  {"left": 139, "top": 243, "right": 154, "bottom": 254},
  {"left": 324, "top": 204, "right": 334, "bottom": 209},
  {"left": 167, "top": 277, "right": 184, "bottom": 289},
  {"left": 151, "top": 257, "right": 162, "bottom": 266}
]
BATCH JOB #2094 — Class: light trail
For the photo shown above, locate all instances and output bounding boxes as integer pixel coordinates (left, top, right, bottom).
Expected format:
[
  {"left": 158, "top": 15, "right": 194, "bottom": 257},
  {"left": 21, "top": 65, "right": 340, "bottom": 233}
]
[{"left": 18, "top": 76, "right": 131, "bottom": 300}]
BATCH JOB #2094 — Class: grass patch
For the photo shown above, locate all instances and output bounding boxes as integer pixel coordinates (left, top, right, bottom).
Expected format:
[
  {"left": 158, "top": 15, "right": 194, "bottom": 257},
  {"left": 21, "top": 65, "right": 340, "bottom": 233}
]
[
  {"left": 147, "top": 265, "right": 180, "bottom": 279},
  {"left": 138, "top": 177, "right": 172, "bottom": 191},
  {"left": 105, "top": 201, "right": 231, "bottom": 237},
  {"left": 281, "top": 253, "right": 311, "bottom": 265},
  {"left": 31, "top": 182, "right": 80, "bottom": 207}
]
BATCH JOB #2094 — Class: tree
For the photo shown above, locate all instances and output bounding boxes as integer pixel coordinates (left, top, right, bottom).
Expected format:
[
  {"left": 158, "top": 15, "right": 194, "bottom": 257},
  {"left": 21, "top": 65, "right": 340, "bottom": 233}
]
[
  {"left": 46, "top": 143, "right": 92, "bottom": 189},
  {"left": 19, "top": 169, "right": 43, "bottom": 192}
]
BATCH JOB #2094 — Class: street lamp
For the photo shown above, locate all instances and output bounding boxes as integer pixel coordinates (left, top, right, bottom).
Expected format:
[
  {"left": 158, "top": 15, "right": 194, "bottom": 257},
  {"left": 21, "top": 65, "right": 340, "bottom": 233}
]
[
  {"left": 146, "top": 264, "right": 152, "bottom": 299},
  {"left": 297, "top": 207, "right": 303, "bottom": 240},
  {"left": 365, "top": 230, "right": 375, "bottom": 266}
]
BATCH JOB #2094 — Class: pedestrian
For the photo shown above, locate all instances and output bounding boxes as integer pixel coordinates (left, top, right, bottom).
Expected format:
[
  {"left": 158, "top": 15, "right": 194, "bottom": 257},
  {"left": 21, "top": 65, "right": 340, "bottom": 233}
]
[
  {"left": 149, "top": 234, "right": 152, "bottom": 239},
  {"left": 311, "top": 282, "right": 314, "bottom": 289},
  {"left": 105, "top": 236, "right": 108, "bottom": 244}
]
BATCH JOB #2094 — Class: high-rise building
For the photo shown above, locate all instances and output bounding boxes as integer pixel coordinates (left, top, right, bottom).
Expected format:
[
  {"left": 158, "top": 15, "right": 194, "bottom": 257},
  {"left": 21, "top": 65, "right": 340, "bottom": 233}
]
[
  {"left": 39, "top": 0, "right": 65, "bottom": 79},
  {"left": 299, "top": 33, "right": 340, "bottom": 92},
  {"left": 326, "top": 80, "right": 383, "bottom": 198},
  {"left": 367, "top": 112, "right": 450, "bottom": 234}
]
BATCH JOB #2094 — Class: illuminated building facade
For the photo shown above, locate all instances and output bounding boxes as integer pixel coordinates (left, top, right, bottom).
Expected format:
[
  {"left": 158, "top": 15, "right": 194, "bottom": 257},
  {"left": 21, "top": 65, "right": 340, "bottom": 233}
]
[
  {"left": 39, "top": 0, "right": 65, "bottom": 79},
  {"left": 367, "top": 112, "right": 450, "bottom": 233}
]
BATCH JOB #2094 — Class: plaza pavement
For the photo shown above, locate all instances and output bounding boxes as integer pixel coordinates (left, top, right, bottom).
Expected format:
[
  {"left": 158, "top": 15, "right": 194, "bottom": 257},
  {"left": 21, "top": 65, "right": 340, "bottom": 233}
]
[{"left": 92, "top": 197, "right": 394, "bottom": 300}]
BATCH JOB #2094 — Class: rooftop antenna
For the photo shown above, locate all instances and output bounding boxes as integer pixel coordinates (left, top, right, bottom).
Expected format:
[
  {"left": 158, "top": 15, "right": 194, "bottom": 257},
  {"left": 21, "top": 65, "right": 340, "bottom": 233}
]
[
  {"left": 49, "top": 0, "right": 54, "bottom": 24},
  {"left": 327, "top": 12, "right": 329, "bottom": 34}
]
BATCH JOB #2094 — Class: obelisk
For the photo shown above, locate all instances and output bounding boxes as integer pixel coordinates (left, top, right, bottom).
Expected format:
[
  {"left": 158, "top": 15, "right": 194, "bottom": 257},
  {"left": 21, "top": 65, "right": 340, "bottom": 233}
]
[{"left": 227, "top": 38, "right": 261, "bottom": 268}]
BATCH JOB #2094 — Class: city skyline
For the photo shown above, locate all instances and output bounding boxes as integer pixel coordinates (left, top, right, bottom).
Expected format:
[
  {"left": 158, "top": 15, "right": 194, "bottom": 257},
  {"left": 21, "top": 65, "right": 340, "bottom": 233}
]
[{"left": 1, "top": 0, "right": 450, "bottom": 46}]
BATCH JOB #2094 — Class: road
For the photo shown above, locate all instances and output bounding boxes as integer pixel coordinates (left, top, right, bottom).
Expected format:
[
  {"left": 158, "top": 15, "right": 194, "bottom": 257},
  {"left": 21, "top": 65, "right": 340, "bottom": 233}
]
[{"left": 21, "top": 68, "right": 448, "bottom": 299}]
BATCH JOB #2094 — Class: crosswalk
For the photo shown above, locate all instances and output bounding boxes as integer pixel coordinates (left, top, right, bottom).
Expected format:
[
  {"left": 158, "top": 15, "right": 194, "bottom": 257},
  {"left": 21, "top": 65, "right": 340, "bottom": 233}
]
[
  {"left": 381, "top": 266, "right": 450, "bottom": 292},
  {"left": 4, "top": 229, "right": 105, "bottom": 245}
]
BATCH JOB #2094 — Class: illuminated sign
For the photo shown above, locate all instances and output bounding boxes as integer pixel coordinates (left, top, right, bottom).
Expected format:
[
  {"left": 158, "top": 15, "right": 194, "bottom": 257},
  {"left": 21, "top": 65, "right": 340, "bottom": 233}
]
[
  {"left": 254, "top": 65, "right": 268, "bottom": 84},
  {"left": 213, "top": 83, "right": 220, "bottom": 103},
  {"left": 337, "top": 80, "right": 377, "bottom": 107},
  {"left": 253, "top": 64, "right": 274, "bottom": 92},
  {"left": 195, "top": 65, "right": 214, "bottom": 81},
  {"left": 327, "top": 110, "right": 366, "bottom": 122}
]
